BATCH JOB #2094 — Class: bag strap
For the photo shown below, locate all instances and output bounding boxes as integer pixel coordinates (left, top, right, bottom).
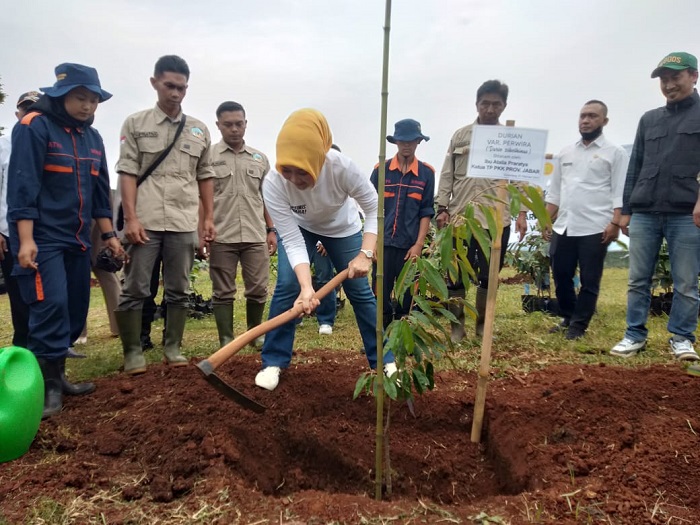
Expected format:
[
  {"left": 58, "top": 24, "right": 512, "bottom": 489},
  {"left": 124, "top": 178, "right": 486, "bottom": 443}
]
[{"left": 136, "top": 114, "right": 187, "bottom": 187}]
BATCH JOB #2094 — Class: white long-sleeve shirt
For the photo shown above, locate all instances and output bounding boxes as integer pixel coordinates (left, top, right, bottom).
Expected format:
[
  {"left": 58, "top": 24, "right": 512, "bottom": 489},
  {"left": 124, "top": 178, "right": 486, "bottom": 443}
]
[
  {"left": 0, "top": 136, "right": 11, "bottom": 237},
  {"left": 262, "top": 148, "right": 378, "bottom": 269},
  {"left": 547, "top": 134, "right": 628, "bottom": 236}
]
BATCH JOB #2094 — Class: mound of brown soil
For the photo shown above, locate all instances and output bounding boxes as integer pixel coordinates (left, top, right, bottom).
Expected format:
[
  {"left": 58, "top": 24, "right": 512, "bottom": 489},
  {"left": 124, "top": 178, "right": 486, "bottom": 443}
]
[{"left": 1, "top": 350, "right": 698, "bottom": 523}]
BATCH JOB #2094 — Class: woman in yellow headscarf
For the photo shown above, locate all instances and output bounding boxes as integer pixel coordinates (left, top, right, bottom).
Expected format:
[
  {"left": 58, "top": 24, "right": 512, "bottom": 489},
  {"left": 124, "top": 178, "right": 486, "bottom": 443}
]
[{"left": 255, "top": 109, "right": 396, "bottom": 391}]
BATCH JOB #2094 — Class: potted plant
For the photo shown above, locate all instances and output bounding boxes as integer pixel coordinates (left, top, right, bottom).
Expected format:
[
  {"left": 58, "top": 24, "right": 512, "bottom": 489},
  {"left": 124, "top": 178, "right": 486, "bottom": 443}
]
[{"left": 506, "top": 231, "right": 559, "bottom": 315}]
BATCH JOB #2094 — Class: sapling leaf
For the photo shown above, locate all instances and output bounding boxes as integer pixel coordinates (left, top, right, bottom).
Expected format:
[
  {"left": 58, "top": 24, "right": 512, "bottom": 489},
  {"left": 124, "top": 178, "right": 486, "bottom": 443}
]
[
  {"left": 385, "top": 320, "right": 402, "bottom": 352},
  {"left": 383, "top": 373, "right": 398, "bottom": 400},
  {"left": 521, "top": 184, "right": 550, "bottom": 228},
  {"left": 394, "top": 257, "right": 417, "bottom": 300},
  {"left": 399, "top": 321, "right": 415, "bottom": 355},
  {"left": 412, "top": 369, "right": 426, "bottom": 395},
  {"left": 437, "top": 306, "right": 458, "bottom": 324},
  {"left": 413, "top": 367, "right": 429, "bottom": 390},
  {"left": 412, "top": 341, "right": 424, "bottom": 363},
  {"left": 419, "top": 260, "right": 448, "bottom": 299},
  {"left": 469, "top": 218, "right": 492, "bottom": 262},
  {"left": 507, "top": 184, "right": 523, "bottom": 217},
  {"left": 479, "top": 204, "right": 499, "bottom": 241},
  {"left": 409, "top": 304, "right": 431, "bottom": 324},
  {"left": 457, "top": 258, "right": 475, "bottom": 289},
  {"left": 353, "top": 373, "right": 372, "bottom": 400}
]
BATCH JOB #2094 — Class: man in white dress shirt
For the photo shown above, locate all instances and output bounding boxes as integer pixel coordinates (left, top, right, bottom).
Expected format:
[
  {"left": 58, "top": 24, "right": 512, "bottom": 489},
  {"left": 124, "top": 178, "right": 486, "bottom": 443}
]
[{"left": 545, "top": 100, "right": 629, "bottom": 340}]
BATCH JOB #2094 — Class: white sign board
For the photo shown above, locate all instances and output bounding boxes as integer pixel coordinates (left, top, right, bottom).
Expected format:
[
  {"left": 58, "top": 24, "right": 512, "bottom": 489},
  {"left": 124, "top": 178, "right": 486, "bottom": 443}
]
[{"left": 467, "top": 125, "right": 548, "bottom": 183}]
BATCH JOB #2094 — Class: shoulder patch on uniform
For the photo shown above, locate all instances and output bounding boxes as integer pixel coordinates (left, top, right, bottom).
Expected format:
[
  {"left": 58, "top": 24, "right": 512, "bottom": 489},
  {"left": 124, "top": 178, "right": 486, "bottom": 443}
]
[
  {"left": 191, "top": 127, "right": 204, "bottom": 139},
  {"left": 252, "top": 153, "right": 263, "bottom": 162},
  {"left": 20, "top": 111, "right": 42, "bottom": 126}
]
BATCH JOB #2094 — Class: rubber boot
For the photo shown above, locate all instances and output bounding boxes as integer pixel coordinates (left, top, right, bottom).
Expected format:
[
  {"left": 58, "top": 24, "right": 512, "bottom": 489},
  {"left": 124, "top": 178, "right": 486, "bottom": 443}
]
[
  {"left": 162, "top": 305, "right": 188, "bottom": 366},
  {"left": 475, "top": 286, "right": 488, "bottom": 338},
  {"left": 37, "top": 357, "right": 63, "bottom": 418},
  {"left": 448, "top": 291, "right": 466, "bottom": 343},
  {"left": 246, "top": 300, "right": 266, "bottom": 349},
  {"left": 213, "top": 303, "right": 234, "bottom": 347},
  {"left": 115, "top": 309, "right": 147, "bottom": 375},
  {"left": 60, "top": 358, "right": 96, "bottom": 396}
]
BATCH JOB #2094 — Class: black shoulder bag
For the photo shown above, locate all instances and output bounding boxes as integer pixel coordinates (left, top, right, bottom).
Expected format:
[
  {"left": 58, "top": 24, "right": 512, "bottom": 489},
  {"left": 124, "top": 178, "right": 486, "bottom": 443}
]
[{"left": 116, "top": 115, "right": 187, "bottom": 230}]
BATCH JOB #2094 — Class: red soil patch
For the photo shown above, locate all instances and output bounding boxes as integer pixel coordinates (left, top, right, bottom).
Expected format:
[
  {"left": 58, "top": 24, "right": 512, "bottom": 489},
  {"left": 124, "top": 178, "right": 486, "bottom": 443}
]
[
  {"left": 2, "top": 350, "right": 698, "bottom": 523},
  {"left": 500, "top": 273, "right": 532, "bottom": 285}
]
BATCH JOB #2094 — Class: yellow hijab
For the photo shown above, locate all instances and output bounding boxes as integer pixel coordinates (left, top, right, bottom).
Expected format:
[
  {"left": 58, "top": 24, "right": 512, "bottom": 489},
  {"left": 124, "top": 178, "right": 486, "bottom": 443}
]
[{"left": 275, "top": 109, "right": 333, "bottom": 181}]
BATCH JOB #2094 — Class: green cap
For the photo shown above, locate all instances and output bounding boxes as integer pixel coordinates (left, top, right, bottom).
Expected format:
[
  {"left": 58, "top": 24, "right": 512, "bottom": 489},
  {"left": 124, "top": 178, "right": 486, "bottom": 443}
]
[{"left": 651, "top": 52, "right": 698, "bottom": 78}]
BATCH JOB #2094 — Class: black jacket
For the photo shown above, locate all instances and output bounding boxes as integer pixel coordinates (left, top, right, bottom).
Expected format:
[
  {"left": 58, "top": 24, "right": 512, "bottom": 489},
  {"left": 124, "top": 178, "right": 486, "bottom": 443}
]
[{"left": 622, "top": 90, "right": 700, "bottom": 215}]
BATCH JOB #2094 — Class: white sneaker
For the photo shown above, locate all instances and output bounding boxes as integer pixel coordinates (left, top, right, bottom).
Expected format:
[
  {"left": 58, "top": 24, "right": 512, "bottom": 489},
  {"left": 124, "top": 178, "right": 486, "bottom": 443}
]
[
  {"left": 74, "top": 336, "right": 88, "bottom": 345},
  {"left": 383, "top": 362, "right": 397, "bottom": 377},
  {"left": 255, "top": 366, "right": 281, "bottom": 391},
  {"left": 669, "top": 336, "right": 699, "bottom": 361},
  {"left": 610, "top": 338, "right": 646, "bottom": 358},
  {"left": 383, "top": 362, "right": 401, "bottom": 387},
  {"left": 318, "top": 324, "right": 333, "bottom": 335},
  {"left": 254, "top": 335, "right": 265, "bottom": 349}
]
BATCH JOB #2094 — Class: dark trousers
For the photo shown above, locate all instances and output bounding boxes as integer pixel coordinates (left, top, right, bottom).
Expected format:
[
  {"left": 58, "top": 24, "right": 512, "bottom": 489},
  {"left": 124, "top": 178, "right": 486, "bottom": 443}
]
[
  {"left": 1, "top": 234, "right": 29, "bottom": 347},
  {"left": 550, "top": 230, "right": 608, "bottom": 331},
  {"left": 373, "top": 245, "right": 413, "bottom": 329},
  {"left": 13, "top": 247, "right": 91, "bottom": 359}
]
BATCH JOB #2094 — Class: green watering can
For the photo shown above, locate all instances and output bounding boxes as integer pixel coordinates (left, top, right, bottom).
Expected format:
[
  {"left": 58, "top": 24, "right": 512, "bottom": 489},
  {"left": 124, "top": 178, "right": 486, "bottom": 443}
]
[{"left": 0, "top": 346, "right": 44, "bottom": 463}]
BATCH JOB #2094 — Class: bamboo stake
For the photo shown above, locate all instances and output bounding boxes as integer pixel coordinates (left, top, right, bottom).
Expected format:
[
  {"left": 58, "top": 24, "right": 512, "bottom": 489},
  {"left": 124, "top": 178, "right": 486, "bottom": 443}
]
[
  {"left": 375, "top": 0, "right": 392, "bottom": 501},
  {"left": 470, "top": 119, "right": 515, "bottom": 443}
]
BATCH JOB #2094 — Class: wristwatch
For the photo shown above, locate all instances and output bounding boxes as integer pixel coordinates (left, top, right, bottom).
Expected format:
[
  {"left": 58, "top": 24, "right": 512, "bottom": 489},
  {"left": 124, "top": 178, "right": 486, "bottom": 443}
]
[
  {"left": 101, "top": 231, "right": 118, "bottom": 241},
  {"left": 359, "top": 249, "right": 373, "bottom": 259}
]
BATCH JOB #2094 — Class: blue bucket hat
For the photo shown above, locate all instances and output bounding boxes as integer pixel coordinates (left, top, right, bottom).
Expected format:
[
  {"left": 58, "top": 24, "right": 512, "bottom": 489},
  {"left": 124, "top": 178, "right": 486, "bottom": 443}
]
[
  {"left": 387, "top": 118, "right": 430, "bottom": 144},
  {"left": 40, "top": 63, "right": 112, "bottom": 102}
]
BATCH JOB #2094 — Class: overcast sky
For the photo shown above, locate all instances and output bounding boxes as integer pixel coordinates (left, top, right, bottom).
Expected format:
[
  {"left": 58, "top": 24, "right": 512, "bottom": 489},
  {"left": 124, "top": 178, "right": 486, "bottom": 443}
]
[{"left": 1, "top": 0, "right": 698, "bottom": 187}]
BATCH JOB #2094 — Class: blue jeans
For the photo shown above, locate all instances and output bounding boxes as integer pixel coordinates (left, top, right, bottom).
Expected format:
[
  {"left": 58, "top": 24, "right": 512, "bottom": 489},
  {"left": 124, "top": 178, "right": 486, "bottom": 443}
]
[
  {"left": 262, "top": 229, "right": 392, "bottom": 369},
  {"left": 311, "top": 249, "right": 336, "bottom": 326},
  {"left": 625, "top": 213, "right": 700, "bottom": 342}
]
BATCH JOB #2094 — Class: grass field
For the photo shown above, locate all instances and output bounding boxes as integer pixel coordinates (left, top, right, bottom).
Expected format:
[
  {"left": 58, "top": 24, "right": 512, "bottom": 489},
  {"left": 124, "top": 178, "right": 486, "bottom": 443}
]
[{"left": 0, "top": 257, "right": 691, "bottom": 383}]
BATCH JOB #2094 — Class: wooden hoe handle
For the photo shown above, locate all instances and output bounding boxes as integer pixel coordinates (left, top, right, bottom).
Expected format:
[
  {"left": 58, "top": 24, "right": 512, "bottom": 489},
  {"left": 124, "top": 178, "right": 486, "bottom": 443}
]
[{"left": 204, "top": 268, "right": 349, "bottom": 370}]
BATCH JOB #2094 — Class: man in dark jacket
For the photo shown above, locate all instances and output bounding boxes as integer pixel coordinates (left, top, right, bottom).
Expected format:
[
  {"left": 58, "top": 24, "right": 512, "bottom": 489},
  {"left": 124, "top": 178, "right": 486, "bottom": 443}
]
[
  {"left": 610, "top": 52, "right": 700, "bottom": 361},
  {"left": 370, "top": 119, "right": 435, "bottom": 330}
]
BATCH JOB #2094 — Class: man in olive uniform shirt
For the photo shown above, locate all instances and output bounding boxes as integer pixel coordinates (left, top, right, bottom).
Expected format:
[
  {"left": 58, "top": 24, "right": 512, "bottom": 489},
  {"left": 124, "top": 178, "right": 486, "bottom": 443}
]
[
  {"left": 115, "top": 55, "right": 216, "bottom": 375},
  {"left": 208, "top": 101, "right": 277, "bottom": 348},
  {"left": 436, "top": 79, "right": 527, "bottom": 342}
]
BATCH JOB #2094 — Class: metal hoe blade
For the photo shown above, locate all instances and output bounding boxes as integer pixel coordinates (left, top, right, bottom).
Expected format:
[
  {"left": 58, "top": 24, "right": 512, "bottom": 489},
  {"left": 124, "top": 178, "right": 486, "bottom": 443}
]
[{"left": 196, "top": 361, "right": 266, "bottom": 413}]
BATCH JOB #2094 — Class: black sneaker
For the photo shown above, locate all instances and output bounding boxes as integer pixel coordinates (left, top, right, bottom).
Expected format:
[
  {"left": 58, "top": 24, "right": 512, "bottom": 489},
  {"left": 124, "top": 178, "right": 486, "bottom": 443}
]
[{"left": 565, "top": 327, "right": 585, "bottom": 340}]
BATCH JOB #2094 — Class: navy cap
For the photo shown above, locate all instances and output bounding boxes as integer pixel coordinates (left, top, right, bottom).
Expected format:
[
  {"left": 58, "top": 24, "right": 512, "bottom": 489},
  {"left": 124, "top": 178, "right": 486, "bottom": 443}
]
[
  {"left": 387, "top": 119, "right": 429, "bottom": 144},
  {"left": 16, "top": 91, "right": 41, "bottom": 108},
  {"left": 41, "top": 63, "right": 112, "bottom": 102}
]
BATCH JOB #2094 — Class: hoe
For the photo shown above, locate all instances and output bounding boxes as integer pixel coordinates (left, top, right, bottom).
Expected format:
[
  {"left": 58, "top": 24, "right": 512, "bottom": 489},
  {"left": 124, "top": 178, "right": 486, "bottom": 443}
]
[{"left": 196, "top": 269, "right": 349, "bottom": 412}]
